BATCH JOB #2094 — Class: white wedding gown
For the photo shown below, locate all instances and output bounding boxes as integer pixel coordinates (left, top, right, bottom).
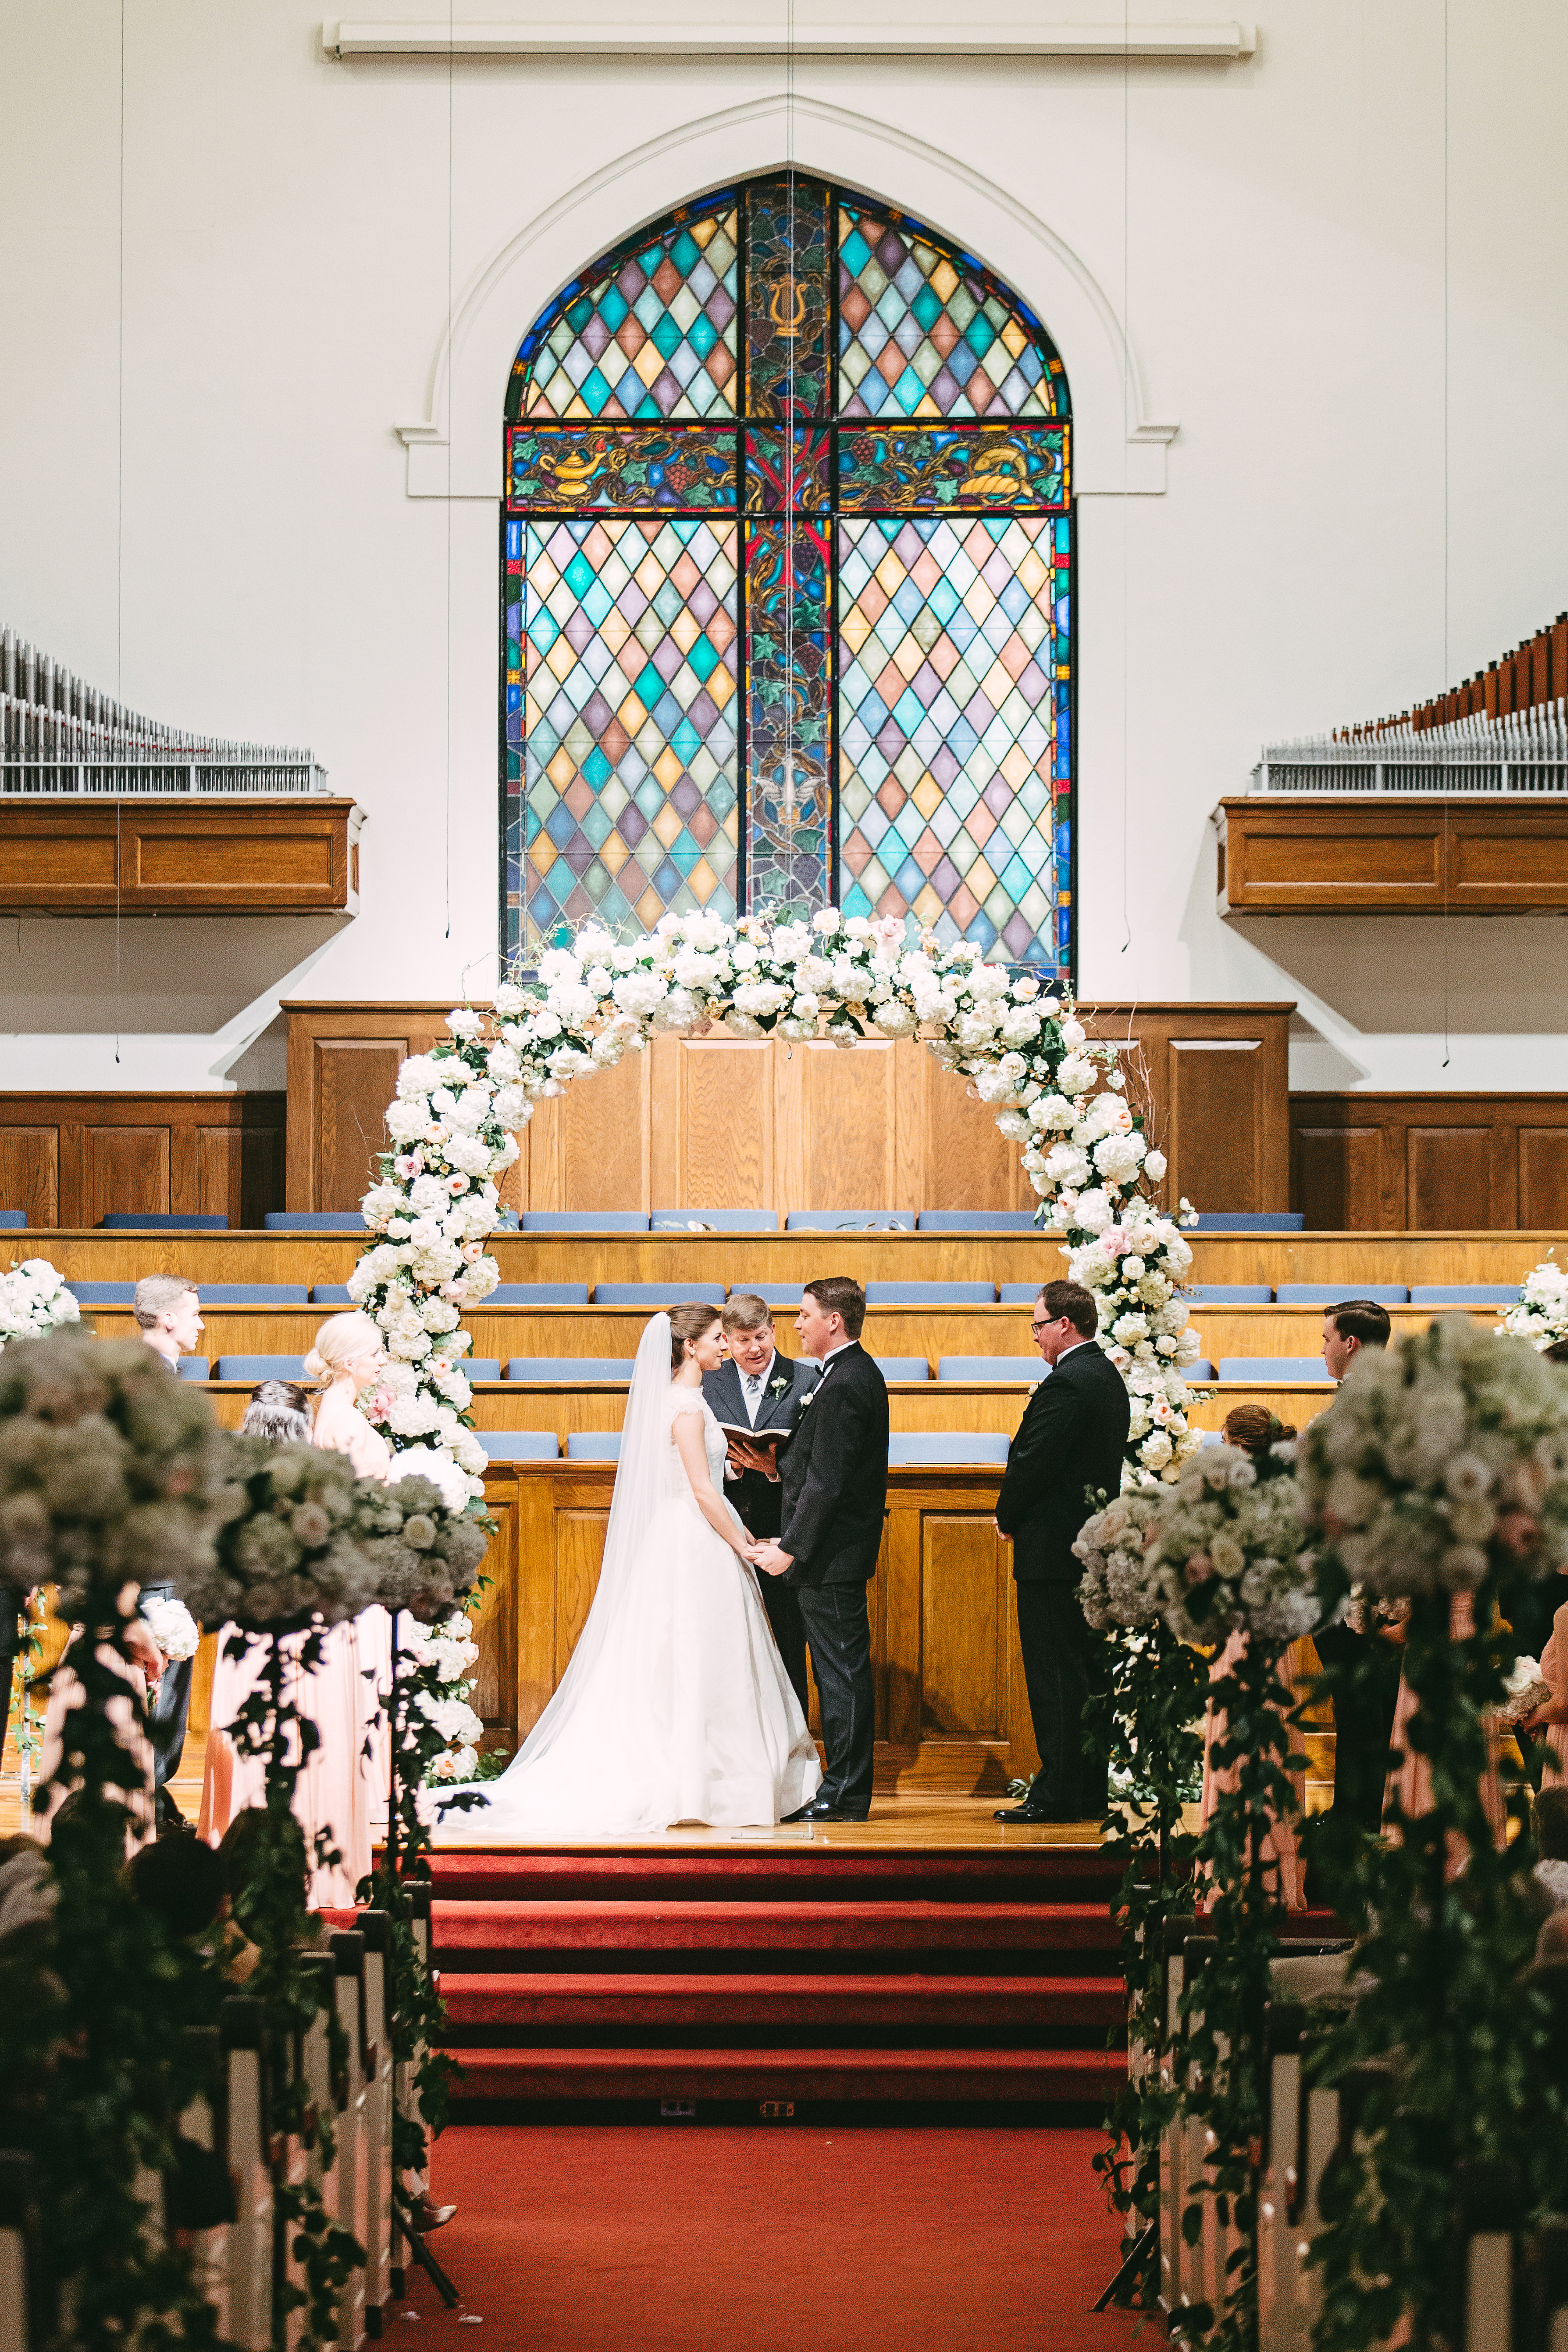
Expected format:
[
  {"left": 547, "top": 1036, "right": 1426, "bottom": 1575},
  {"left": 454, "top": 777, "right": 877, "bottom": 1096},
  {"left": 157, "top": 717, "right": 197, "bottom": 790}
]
[{"left": 435, "top": 1316, "right": 821, "bottom": 1840}]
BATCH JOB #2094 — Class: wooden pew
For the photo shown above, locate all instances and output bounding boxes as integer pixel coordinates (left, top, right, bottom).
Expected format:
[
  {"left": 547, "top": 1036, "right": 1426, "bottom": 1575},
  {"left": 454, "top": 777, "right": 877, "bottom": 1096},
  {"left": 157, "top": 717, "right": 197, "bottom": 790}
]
[
  {"left": 221, "top": 1996, "right": 273, "bottom": 2352},
  {"left": 328, "top": 1934, "right": 369, "bottom": 2351}
]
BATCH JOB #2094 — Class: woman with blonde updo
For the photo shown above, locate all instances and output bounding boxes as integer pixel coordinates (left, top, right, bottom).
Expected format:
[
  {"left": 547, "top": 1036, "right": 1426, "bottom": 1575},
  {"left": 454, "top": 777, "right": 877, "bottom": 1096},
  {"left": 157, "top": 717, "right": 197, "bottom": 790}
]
[{"left": 306, "top": 1312, "right": 394, "bottom": 1482}]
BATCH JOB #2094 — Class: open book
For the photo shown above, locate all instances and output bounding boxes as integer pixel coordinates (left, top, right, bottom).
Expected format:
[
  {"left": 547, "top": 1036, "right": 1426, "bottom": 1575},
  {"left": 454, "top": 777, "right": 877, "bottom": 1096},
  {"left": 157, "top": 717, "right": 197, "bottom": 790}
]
[{"left": 715, "top": 1421, "right": 790, "bottom": 1447}]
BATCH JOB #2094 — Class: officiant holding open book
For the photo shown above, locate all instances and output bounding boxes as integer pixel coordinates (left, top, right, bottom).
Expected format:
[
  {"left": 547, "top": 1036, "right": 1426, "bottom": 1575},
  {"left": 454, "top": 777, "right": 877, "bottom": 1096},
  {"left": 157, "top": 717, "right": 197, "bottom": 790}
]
[{"left": 703, "top": 1292, "right": 819, "bottom": 1718}]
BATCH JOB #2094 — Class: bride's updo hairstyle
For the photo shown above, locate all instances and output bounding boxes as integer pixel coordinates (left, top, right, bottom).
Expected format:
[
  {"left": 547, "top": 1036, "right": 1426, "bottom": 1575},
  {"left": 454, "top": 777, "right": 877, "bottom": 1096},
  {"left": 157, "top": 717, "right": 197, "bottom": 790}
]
[
  {"left": 669, "top": 1301, "right": 721, "bottom": 1372},
  {"left": 303, "top": 1310, "right": 382, "bottom": 1393}
]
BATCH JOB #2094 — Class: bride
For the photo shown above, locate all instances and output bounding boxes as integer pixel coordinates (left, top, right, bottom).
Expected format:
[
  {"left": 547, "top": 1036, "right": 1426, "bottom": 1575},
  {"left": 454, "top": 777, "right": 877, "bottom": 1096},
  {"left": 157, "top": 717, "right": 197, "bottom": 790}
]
[{"left": 437, "top": 1304, "right": 822, "bottom": 1838}]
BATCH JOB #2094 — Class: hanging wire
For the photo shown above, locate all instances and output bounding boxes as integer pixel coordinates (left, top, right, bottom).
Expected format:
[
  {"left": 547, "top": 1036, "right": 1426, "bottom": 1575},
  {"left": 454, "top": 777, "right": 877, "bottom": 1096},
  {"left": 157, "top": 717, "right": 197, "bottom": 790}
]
[
  {"left": 444, "top": 0, "right": 454, "bottom": 942},
  {"left": 1440, "top": 0, "right": 1451, "bottom": 1067},
  {"left": 114, "top": 0, "right": 127, "bottom": 1065},
  {"left": 1119, "top": 0, "right": 1132, "bottom": 959},
  {"left": 782, "top": 0, "right": 798, "bottom": 913}
]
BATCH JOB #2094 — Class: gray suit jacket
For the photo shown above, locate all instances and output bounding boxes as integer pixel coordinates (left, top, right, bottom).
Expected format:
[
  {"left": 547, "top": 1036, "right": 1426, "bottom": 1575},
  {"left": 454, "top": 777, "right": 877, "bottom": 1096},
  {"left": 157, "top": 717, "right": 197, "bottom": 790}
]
[{"left": 701, "top": 1350, "right": 819, "bottom": 1540}]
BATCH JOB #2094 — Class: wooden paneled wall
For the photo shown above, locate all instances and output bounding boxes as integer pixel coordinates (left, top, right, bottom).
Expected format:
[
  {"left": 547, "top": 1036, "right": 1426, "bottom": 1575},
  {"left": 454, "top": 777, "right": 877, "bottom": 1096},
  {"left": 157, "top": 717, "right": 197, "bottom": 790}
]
[
  {"left": 284, "top": 998, "right": 1294, "bottom": 1218},
  {"left": 0, "top": 1093, "right": 285, "bottom": 1229},
  {"left": 1290, "top": 1093, "right": 1568, "bottom": 1230},
  {"left": 475, "top": 1458, "right": 1036, "bottom": 1790}
]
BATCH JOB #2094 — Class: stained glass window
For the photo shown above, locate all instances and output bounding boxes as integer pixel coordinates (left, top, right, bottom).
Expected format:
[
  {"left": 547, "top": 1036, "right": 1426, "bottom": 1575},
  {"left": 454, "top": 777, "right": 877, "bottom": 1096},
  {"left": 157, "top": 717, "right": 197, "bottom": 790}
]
[{"left": 502, "top": 177, "right": 1074, "bottom": 978}]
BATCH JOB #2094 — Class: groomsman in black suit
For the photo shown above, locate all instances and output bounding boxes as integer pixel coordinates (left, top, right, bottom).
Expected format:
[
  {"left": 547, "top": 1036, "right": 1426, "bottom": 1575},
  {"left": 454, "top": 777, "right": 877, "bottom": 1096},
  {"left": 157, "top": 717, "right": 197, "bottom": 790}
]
[
  {"left": 755, "top": 1278, "right": 890, "bottom": 1824},
  {"left": 993, "top": 1279, "right": 1130, "bottom": 1825},
  {"left": 1311, "top": 1299, "right": 1401, "bottom": 1841},
  {"left": 702, "top": 1291, "right": 819, "bottom": 1717}
]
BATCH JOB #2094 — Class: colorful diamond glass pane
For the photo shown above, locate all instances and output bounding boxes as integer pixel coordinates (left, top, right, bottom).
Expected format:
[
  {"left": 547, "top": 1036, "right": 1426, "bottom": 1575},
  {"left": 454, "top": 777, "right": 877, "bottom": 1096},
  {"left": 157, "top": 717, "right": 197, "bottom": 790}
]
[
  {"left": 513, "top": 518, "right": 739, "bottom": 956},
  {"left": 515, "top": 209, "right": 740, "bottom": 421},
  {"left": 838, "top": 203, "right": 1067, "bottom": 422},
  {"left": 837, "top": 517, "right": 1069, "bottom": 974}
]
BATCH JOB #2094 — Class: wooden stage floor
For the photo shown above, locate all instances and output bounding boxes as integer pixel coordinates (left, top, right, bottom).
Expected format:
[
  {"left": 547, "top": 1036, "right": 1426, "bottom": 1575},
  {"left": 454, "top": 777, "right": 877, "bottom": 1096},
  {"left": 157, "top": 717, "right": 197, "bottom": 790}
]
[{"left": 0, "top": 1782, "right": 1110, "bottom": 1849}]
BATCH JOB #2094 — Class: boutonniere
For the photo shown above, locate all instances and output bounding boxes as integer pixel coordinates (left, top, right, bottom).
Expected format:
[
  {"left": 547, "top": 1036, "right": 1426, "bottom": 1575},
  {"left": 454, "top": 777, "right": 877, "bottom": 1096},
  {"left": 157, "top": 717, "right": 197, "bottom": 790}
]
[
  {"left": 769, "top": 1373, "right": 790, "bottom": 1398},
  {"left": 798, "top": 1387, "right": 817, "bottom": 1410}
]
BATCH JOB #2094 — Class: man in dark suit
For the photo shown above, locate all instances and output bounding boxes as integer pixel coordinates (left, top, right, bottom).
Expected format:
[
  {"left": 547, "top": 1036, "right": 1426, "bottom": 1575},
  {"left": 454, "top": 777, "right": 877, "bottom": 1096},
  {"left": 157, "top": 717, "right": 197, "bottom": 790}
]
[
  {"left": 993, "top": 1278, "right": 1130, "bottom": 1825},
  {"left": 754, "top": 1277, "right": 889, "bottom": 1824},
  {"left": 701, "top": 1291, "right": 818, "bottom": 1717},
  {"left": 1310, "top": 1299, "right": 1401, "bottom": 1843}
]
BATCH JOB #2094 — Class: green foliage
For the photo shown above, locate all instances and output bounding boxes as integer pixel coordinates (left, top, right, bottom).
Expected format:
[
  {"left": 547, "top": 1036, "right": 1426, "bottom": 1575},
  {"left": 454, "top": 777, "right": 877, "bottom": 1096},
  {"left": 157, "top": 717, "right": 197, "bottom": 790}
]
[
  {"left": 1304, "top": 1581, "right": 1568, "bottom": 2352},
  {"left": 1085, "top": 1618, "right": 1206, "bottom": 2301}
]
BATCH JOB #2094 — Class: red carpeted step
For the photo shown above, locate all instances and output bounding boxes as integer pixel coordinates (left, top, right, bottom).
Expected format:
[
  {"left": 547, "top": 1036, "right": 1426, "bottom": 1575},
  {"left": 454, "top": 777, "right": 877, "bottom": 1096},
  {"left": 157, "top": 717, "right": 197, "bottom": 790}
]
[
  {"left": 450, "top": 2045, "right": 1123, "bottom": 2103},
  {"left": 434, "top": 1898, "right": 1119, "bottom": 1955},
  {"left": 424, "top": 1847, "right": 1121, "bottom": 1905},
  {"left": 440, "top": 1970, "right": 1124, "bottom": 2031}
]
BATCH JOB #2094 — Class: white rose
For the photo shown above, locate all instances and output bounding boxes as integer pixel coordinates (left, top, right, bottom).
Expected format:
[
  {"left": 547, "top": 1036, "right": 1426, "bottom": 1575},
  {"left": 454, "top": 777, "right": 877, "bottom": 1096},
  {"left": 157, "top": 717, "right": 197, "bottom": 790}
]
[
  {"left": 1057, "top": 1053, "right": 1098, "bottom": 1093},
  {"left": 1144, "top": 1150, "right": 1167, "bottom": 1181},
  {"left": 812, "top": 907, "right": 842, "bottom": 936},
  {"left": 1060, "top": 1017, "right": 1086, "bottom": 1047}
]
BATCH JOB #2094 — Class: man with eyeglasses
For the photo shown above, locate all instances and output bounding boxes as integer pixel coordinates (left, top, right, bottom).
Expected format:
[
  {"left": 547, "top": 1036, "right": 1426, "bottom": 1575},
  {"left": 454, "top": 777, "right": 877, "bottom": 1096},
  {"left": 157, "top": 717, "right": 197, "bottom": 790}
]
[{"left": 993, "top": 1279, "right": 1130, "bottom": 1825}]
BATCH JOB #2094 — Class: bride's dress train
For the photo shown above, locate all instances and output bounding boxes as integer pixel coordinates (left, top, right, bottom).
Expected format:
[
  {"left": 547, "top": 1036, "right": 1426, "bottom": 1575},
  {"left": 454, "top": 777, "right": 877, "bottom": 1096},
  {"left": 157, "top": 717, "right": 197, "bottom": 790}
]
[{"left": 436, "top": 1320, "right": 821, "bottom": 1840}]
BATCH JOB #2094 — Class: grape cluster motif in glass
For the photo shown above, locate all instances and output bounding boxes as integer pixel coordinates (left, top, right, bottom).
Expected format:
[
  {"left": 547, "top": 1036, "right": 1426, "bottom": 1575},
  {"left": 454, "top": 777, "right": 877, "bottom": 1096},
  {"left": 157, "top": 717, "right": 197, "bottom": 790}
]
[
  {"left": 503, "top": 176, "right": 1074, "bottom": 978},
  {"left": 515, "top": 518, "right": 739, "bottom": 935}
]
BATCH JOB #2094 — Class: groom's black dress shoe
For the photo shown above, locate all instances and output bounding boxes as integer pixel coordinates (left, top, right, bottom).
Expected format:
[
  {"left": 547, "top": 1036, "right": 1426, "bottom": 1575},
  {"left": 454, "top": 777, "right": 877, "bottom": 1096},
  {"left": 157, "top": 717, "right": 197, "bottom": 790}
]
[
  {"left": 782, "top": 1795, "right": 871, "bottom": 1825},
  {"left": 993, "top": 1796, "right": 1094, "bottom": 1824}
]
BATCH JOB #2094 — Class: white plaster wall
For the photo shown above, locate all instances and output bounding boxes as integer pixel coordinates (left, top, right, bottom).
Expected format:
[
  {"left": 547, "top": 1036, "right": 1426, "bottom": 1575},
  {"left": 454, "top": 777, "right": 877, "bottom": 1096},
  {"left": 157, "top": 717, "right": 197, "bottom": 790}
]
[{"left": 1, "top": 0, "right": 1565, "bottom": 1094}]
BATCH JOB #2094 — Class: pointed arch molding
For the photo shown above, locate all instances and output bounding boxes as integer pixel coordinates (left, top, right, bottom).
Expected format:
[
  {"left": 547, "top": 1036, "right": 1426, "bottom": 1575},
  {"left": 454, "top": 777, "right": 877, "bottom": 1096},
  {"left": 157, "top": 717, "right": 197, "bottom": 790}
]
[{"left": 394, "top": 95, "right": 1178, "bottom": 499}]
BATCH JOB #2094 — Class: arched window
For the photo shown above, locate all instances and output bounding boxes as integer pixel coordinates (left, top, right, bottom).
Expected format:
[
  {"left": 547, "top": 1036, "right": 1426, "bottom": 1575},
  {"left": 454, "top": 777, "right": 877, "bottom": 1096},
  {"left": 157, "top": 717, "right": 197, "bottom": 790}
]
[{"left": 502, "top": 176, "right": 1073, "bottom": 977}]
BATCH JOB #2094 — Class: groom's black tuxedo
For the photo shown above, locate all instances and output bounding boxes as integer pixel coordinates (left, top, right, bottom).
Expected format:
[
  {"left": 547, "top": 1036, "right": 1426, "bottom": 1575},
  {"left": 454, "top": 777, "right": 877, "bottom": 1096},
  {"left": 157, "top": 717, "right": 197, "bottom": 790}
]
[
  {"left": 702, "top": 1349, "right": 818, "bottom": 1715},
  {"left": 994, "top": 1340, "right": 1129, "bottom": 1817},
  {"left": 774, "top": 1341, "right": 889, "bottom": 1816}
]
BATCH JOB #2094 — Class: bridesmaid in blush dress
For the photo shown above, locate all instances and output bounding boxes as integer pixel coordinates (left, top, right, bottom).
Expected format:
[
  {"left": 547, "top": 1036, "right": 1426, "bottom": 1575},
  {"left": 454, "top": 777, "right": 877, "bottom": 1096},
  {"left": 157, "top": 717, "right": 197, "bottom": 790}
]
[{"left": 199, "top": 1345, "right": 385, "bottom": 1909}]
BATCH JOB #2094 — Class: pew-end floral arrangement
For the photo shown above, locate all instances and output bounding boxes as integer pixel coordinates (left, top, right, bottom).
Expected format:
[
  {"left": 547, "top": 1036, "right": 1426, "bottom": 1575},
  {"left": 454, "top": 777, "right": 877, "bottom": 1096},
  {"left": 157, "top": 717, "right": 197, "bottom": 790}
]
[{"left": 1295, "top": 1313, "right": 1568, "bottom": 2352}]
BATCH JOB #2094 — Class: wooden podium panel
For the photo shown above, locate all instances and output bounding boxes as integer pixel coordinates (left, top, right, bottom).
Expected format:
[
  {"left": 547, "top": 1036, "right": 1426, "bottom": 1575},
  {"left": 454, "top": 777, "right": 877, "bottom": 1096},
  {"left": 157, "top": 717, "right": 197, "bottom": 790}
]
[
  {"left": 475, "top": 1458, "right": 1036, "bottom": 1792},
  {"left": 1214, "top": 796, "right": 1568, "bottom": 913},
  {"left": 284, "top": 999, "right": 1293, "bottom": 1218},
  {"left": 0, "top": 1091, "right": 284, "bottom": 1229},
  {"left": 1289, "top": 1092, "right": 1568, "bottom": 1228},
  {"left": 0, "top": 798, "right": 362, "bottom": 914}
]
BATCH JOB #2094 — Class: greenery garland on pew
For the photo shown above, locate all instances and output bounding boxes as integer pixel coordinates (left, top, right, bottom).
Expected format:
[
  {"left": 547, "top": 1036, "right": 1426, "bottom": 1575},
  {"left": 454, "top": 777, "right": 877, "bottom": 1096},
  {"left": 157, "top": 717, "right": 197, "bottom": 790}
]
[
  {"left": 1075, "top": 1491, "right": 1206, "bottom": 2289},
  {"left": 0, "top": 1333, "right": 235, "bottom": 2352},
  {"left": 1296, "top": 1317, "right": 1568, "bottom": 2352}
]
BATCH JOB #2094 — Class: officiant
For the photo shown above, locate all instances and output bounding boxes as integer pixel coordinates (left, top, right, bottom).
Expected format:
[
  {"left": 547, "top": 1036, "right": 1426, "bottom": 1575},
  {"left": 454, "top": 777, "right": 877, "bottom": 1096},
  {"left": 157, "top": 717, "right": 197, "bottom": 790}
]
[{"left": 704, "top": 1292, "right": 818, "bottom": 1717}]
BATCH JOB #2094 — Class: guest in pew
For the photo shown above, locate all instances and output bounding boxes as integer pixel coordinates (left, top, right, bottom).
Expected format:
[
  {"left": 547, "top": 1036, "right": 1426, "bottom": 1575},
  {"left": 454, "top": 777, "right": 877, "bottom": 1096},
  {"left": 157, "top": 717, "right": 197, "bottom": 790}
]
[
  {"left": 1509, "top": 1339, "right": 1568, "bottom": 1664},
  {"left": 1519, "top": 1583, "right": 1568, "bottom": 1784},
  {"left": 1310, "top": 1300, "right": 1402, "bottom": 1851},
  {"left": 1195, "top": 1406, "right": 1309, "bottom": 1911},
  {"left": 134, "top": 1273, "right": 206, "bottom": 1829},
  {"left": 705, "top": 1291, "right": 819, "bottom": 1719},
  {"left": 200, "top": 1370, "right": 374, "bottom": 1909},
  {"left": 1529, "top": 1788, "right": 1568, "bottom": 1914},
  {"left": 993, "top": 1280, "right": 1130, "bottom": 1825}
]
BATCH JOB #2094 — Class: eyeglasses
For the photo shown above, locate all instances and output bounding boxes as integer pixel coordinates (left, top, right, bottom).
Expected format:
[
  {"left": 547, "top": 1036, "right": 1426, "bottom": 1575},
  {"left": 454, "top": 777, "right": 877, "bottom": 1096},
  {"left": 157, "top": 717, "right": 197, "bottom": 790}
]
[{"left": 1029, "top": 1316, "right": 1061, "bottom": 1336}]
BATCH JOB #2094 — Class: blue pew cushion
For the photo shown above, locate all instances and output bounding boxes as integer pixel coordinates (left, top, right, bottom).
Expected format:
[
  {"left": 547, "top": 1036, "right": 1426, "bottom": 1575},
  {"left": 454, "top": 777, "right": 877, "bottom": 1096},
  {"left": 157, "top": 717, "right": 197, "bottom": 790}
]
[
  {"left": 176, "top": 1358, "right": 210, "bottom": 1381},
  {"left": 516, "top": 1211, "right": 650, "bottom": 1233},
  {"left": 68, "top": 1281, "right": 138, "bottom": 1306},
  {"left": 1183, "top": 1285, "right": 1274, "bottom": 1304},
  {"left": 566, "top": 1432, "right": 622, "bottom": 1459},
  {"left": 310, "top": 1285, "right": 355, "bottom": 1304},
  {"left": 100, "top": 1212, "right": 229, "bottom": 1230},
  {"left": 936, "top": 1356, "right": 1042, "bottom": 1382},
  {"left": 783, "top": 1209, "right": 916, "bottom": 1231},
  {"left": 1409, "top": 1285, "right": 1522, "bottom": 1307},
  {"left": 746, "top": 1284, "right": 810, "bottom": 1311},
  {"left": 1187, "top": 1213, "right": 1305, "bottom": 1233},
  {"left": 872, "top": 1357, "right": 931, "bottom": 1381},
  {"left": 486, "top": 1283, "right": 592, "bottom": 1306},
  {"left": 264, "top": 1212, "right": 367, "bottom": 1231},
  {"left": 593, "top": 1283, "right": 726, "bottom": 1307},
  {"left": 0, "top": 1210, "right": 27, "bottom": 1229},
  {"left": 192, "top": 1283, "right": 311, "bottom": 1306},
  {"left": 461, "top": 1360, "right": 502, "bottom": 1383},
  {"left": 506, "top": 1358, "right": 635, "bottom": 1382},
  {"left": 864, "top": 1281, "right": 996, "bottom": 1304},
  {"left": 1276, "top": 1283, "right": 1409, "bottom": 1306},
  {"left": 215, "top": 1356, "right": 309, "bottom": 1381},
  {"left": 651, "top": 1209, "right": 778, "bottom": 1233},
  {"left": 477, "top": 1431, "right": 559, "bottom": 1461},
  {"left": 998, "top": 1283, "right": 1047, "bottom": 1305},
  {"left": 1183, "top": 1360, "right": 1216, "bottom": 1382},
  {"left": 888, "top": 1433, "right": 1011, "bottom": 1466},
  {"left": 1217, "top": 1356, "right": 1333, "bottom": 1383},
  {"left": 916, "top": 1210, "right": 1040, "bottom": 1232}
]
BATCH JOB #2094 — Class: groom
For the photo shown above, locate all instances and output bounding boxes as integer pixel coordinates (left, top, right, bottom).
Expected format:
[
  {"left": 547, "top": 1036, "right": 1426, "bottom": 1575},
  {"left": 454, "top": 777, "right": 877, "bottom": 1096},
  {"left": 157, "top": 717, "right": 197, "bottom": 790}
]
[{"left": 754, "top": 1277, "right": 889, "bottom": 1824}]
